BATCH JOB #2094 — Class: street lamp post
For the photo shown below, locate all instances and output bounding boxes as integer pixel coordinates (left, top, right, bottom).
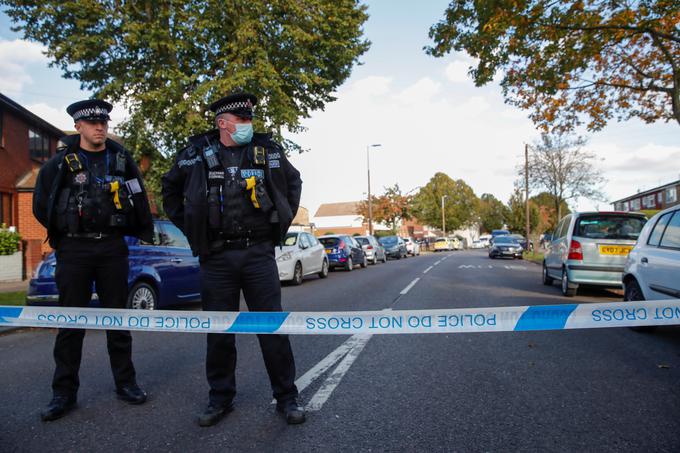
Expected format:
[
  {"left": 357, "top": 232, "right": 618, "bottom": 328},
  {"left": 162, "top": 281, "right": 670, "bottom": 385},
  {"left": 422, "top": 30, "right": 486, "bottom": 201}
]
[
  {"left": 441, "top": 195, "right": 448, "bottom": 237},
  {"left": 366, "top": 143, "right": 382, "bottom": 235}
]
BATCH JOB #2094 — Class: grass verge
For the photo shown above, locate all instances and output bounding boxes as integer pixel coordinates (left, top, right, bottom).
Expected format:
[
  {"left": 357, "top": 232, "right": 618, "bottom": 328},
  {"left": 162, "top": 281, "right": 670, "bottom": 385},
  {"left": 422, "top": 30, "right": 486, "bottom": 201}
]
[
  {"left": 523, "top": 251, "right": 544, "bottom": 265},
  {"left": 0, "top": 291, "right": 27, "bottom": 306}
]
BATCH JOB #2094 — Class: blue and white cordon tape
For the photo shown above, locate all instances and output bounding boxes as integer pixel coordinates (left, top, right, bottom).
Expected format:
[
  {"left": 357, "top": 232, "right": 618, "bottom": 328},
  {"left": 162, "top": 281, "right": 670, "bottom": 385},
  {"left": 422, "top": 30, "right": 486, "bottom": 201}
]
[{"left": 1, "top": 299, "right": 680, "bottom": 334}]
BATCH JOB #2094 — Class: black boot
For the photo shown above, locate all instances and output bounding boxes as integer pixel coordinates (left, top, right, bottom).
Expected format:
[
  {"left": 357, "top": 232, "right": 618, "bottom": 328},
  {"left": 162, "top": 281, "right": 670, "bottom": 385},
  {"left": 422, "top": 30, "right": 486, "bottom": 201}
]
[
  {"left": 41, "top": 395, "right": 77, "bottom": 422},
  {"left": 276, "top": 398, "right": 306, "bottom": 425},
  {"left": 198, "top": 402, "right": 234, "bottom": 427},
  {"left": 116, "top": 384, "right": 148, "bottom": 405}
]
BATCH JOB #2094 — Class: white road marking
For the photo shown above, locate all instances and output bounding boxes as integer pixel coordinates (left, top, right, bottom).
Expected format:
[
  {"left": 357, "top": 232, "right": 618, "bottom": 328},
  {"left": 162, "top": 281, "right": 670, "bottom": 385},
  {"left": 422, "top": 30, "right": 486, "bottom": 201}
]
[
  {"left": 433, "top": 260, "right": 441, "bottom": 266},
  {"left": 400, "top": 278, "right": 420, "bottom": 295},
  {"left": 306, "top": 334, "right": 372, "bottom": 411},
  {"left": 294, "top": 335, "right": 368, "bottom": 393},
  {"left": 423, "top": 266, "right": 433, "bottom": 274},
  {"left": 458, "top": 264, "right": 527, "bottom": 270}
]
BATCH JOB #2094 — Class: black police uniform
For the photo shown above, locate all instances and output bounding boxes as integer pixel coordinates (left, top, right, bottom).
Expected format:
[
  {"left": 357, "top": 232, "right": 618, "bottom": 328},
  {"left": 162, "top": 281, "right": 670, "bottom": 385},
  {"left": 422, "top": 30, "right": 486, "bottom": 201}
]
[
  {"left": 32, "top": 100, "right": 154, "bottom": 420},
  {"left": 161, "top": 93, "right": 304, "bottom": 425}
]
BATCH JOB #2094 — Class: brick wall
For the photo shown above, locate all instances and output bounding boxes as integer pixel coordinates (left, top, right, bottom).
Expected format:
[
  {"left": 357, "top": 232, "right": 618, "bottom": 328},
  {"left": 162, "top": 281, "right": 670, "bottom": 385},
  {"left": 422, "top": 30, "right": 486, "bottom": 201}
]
[{"left": 16, "top": 192, "right": 50, "bottom": 253}]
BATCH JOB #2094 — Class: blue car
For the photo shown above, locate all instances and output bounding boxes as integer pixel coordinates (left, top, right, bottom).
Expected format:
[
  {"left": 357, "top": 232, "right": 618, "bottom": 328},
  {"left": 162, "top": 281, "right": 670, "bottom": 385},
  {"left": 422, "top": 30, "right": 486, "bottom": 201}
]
[
  {"left": 318, "top": 234, "right": 367, "bottom": 271},
  {"left": 26, "top": 220, "right": 201, "bottom": 310}
]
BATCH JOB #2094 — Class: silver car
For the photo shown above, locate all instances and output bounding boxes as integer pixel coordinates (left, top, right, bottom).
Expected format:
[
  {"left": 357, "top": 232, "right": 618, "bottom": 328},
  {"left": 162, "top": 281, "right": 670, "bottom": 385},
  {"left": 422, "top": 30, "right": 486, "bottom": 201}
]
[
  {"left": 623, "top": 205, "right": 680, "bottom": 303},
  {"left": 354, "top": 235, "right": 387, "bottom": 264},
  {"left": 542, "top": 212, "right": 647, "bottom": 297}
]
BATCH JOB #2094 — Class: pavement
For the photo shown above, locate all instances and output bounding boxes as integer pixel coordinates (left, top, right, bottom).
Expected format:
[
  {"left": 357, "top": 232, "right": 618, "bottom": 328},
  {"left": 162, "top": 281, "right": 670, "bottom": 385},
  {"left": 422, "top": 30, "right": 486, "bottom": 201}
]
[
  {"left": 0, "top": 279, "right": 28, "bottom": 293},
  {"left": 1, "top": 250, "right": 679, "bottom": 451}
]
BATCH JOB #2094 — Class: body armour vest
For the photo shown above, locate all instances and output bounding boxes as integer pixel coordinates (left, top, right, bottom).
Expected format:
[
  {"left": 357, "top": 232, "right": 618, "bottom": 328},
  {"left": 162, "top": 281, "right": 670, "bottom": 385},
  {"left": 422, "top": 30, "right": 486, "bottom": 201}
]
[
  {"left": 54, "top": 149, "right": 134, "bottom": 234},
  {"left": 203, "top": 142, "right": 272, "bottom": 239}
]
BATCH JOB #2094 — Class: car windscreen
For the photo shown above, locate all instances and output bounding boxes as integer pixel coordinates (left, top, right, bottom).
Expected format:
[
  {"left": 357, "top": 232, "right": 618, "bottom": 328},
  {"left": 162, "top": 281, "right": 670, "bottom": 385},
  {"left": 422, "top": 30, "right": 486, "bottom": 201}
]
[
  {"left": 283, "top": 234, "right": 298, "bottom": 246},
  {"left": 494, "top": 236, "right": 518, "bottom": 244},
  {"left": 319, "top": 237, "right": 340, "bottom": 247},
  {"left": 379, "top": 236, "right": 398, "bottom": 245},
  {"left": 574, "top": 215, "right": 646, "bottom": 240},
  {"left": 355, "top": 237, "right": 369, "bottom": 245},
  {"left": 435, "top": 238, "right": 447, "bottom": 243}
]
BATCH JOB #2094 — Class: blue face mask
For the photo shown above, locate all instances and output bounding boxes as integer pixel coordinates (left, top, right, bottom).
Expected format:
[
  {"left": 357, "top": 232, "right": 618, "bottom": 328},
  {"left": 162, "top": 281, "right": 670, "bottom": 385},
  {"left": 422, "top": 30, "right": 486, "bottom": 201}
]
[{"left": 229, "top": 122, "right": 253, "bottom": 145}]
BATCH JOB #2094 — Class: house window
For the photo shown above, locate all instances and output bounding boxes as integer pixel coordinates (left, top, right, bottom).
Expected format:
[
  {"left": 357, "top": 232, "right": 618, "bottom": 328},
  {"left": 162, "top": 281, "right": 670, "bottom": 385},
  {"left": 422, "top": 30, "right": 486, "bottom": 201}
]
[
  {"left": 667, "top": 187, "right": 677, "bottom": 204},
  {"left": 0, "top": 192, "right": 12, "bottom": 226},
  {"left": 630, "top": 199, "right": 641, "bottom": 211},
  {"left": 642, "top": 194, "right": 655, "bottom": 208},
  {"left": 658, "top": 192, "right": 663, "bottom": 204},
  {"left": 0, "top": 108, "right": 4, "bottom": 147},
  {"left": 29, "top": 128, "right": 50, "bottom": 160},
  {"left": 623, "top": 201, "right": 629, "bottom": 211}
]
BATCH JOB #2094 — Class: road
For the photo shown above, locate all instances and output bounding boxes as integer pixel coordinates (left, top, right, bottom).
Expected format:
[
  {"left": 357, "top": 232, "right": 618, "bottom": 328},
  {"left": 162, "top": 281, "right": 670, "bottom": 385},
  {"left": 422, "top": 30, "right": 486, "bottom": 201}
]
[{"left": 1, "top": 250, "right": 679, "bottom": 452}]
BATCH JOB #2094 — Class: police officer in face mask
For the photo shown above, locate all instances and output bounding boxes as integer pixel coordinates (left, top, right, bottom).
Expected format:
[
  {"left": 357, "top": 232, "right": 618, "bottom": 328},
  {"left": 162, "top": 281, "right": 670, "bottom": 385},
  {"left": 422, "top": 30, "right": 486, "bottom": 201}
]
[
  {"left": 32, "top": 100, "right": 154, "bottom": 421},
  {"left": 161, "top": 93, "right": 305, "bottom": 427}
]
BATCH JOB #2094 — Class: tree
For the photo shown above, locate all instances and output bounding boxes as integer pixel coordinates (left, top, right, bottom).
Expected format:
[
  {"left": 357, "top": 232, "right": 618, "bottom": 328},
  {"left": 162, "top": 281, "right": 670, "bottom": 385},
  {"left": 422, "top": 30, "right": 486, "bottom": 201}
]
[
  {"left": 527, "top": 133, "right": 605, "bottom": 220},
  {"left": 412, "top": 173, "right": 479, "bottom": 232},
  {"left": 506, "top": 188, "right": 539, "bottom": 234},
  {"left": 531, "top": 192, "right": 570, "bottom": 233},
  {"left": 357, "top": 184, "right": 412, "bottom": 233},
  {"left": 426, "top": 1, "right": 680, "bottom": 131},
  {"left": 478, "top": 193, "right": 509, "bottom": 233},
  {"left": 3, "top": 0, "right": 370, "bottom": 202}
]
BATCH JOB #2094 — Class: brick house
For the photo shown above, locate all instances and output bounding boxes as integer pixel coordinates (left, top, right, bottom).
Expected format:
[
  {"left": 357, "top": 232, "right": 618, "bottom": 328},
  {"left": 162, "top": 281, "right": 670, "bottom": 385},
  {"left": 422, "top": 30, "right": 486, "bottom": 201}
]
[
  {"left": 1, "top": 93, "right": 64, "bottom": 277},
  {"left": 612, "top": 180, "right": 680, "bottom": 212}
]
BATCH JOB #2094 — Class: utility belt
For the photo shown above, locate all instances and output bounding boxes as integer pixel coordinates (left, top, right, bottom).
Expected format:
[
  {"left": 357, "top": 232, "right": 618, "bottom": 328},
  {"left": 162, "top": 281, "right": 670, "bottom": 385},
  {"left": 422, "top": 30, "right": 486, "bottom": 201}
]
[
  {"left": 208, "top": 231, "right": 271, "bottom": 252},
  {"left": 65, "top": 232, "right": 119, "bottom": 240}
]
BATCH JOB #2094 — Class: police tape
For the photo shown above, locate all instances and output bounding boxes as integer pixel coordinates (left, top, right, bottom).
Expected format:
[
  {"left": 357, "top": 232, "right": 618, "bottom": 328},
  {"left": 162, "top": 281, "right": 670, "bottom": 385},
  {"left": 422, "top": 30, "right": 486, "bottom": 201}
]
[{"left": 1, "top": 299, "right": 680, "bottom": 335}]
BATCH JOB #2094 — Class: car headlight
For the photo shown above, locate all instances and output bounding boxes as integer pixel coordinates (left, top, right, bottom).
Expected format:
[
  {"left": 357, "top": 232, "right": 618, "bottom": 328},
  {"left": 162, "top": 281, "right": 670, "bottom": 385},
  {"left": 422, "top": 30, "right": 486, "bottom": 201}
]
[{"left": 277, "top": 252, "right": 293, "bottom": 262}]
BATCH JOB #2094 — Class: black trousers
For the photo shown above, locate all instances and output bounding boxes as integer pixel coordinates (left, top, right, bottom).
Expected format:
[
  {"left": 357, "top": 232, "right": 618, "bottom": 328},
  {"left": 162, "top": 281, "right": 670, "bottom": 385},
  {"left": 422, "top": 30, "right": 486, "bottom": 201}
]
[
  {"left": 52, "top": 236, "right": 136, "bottom": 398},
  {"left": 200, "top": 240, "right": 298, "bottom": 406}
]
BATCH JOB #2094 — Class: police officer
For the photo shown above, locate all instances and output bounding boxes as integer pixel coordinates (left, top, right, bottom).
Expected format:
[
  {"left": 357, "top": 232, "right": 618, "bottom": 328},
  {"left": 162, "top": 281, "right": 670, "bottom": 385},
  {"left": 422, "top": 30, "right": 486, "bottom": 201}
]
[
  {"left": 33, "top": 100, "right": 154, "bottom": 421},
  {"left": 161, "top": 93, "right": 305, "bottom": 426}
]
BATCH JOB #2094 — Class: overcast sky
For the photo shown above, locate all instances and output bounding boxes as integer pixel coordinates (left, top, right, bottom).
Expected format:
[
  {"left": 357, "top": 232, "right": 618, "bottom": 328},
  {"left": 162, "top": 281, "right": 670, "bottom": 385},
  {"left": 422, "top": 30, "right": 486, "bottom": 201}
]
[{"left": 1, "top": 1, "right": 678, "bottom": 218}]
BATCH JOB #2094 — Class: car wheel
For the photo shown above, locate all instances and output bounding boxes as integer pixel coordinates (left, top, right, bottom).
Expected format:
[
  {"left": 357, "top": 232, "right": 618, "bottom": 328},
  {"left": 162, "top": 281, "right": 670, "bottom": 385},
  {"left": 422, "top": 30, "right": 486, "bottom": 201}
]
[
  {"left": 292, "top": 261, "right": 303, "bottom": 286},
  {"left": 371, "top": 256, "right": 377, "bottom": 265},
  {"left": 345, "top": 256, "right": 353, "bottom": 271},
  {"left": 127, "top": 282, "right": 157, "bottom": 310},
  {"left": 561, "top": 268, "right": 577, "bottom": 297},
  {"left": 361, "top": 255, "right": 368, "bottom": 268},
  {"left": 542, "top": 262, "right": 554, "bottom": 286},
  {"left": 625, "top": 279, "right": 656, "bottom": 333},
  {"left": 382, "top": 254, "right": 387, "bottom": 263},
  {"left": 318, "top": 259, "right": 329, "bottom": 279}
]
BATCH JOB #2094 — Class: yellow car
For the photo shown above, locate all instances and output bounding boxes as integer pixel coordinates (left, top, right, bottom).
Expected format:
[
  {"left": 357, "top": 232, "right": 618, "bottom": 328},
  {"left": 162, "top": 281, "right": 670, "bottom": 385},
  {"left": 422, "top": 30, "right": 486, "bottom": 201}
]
[{"left": 434, "top": 238, "right": 453, "bottom": 251}]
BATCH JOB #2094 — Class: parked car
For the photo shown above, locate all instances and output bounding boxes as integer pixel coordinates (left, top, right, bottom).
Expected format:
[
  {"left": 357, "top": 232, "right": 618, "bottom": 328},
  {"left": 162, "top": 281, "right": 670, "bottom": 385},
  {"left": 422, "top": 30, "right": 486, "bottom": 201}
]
[
  {"left": 488, "top": 235, "right": 523, "bottom": 259},
  {"left": 623, "top": 205, "right": 680, "bottom": 312},
  {"left": 509, "top": 234, "right": 532, "bottom": 251},
  {"left": 402, "top": 237, "right": 421, "bottom": 256},
  {"left": 470, "top": 239, "right": 484, "bottom": 249},
  {"left": 27, "top": 220, "right": 201, "bottom": 310},
  {"left": 319, "top": 235, "right": 367, "bottom": 271},
  {"left": 379, "top": 235, "right": 408, "bottom": 259},
  {"left": 479, "top": 234, "right": 492, "bottom": 248},
  {"left": 355, "top": 235, "right": 387, "bottom": 264},
  {"left": 489, "top": 229, "right": 510, "bottom": 245},
  {"left": 276, "top": 232, "right": 329, "bottom": 285},
  {"left": 543, "top": 211, "right": 647, "bottom": 297},
  {"left": 433, "top": 237, "right": 455, "bottom": 252}
]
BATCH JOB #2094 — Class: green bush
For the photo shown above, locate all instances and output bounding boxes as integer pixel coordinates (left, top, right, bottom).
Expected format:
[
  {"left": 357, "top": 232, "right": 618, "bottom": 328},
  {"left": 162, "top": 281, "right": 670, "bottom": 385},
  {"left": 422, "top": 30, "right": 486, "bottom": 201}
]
[{"left": 0, "top": 225, "right": 21, "bottom": 256}]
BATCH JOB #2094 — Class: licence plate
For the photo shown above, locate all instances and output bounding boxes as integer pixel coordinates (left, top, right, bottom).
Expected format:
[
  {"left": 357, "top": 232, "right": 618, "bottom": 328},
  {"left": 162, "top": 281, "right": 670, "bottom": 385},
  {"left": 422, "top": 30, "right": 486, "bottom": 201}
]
[
  {"left": 599, "top": 245, "right": 633, "bottom": 256},
  {"left": 325, "top": 249, "right": 332, "bottom": 254}
]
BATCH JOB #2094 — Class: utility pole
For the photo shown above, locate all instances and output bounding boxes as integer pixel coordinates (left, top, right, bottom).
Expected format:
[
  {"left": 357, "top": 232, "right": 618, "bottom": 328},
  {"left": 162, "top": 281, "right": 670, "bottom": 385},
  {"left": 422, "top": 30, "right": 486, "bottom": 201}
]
[
  {"left": 366, "top": 144, "right": 382, "bottom": 235},
  {"left": 441, "top": 195, "right": 447, "bottom": 237},
  {"left": 525, "top": 143, "right": 530, "bottom": 250}
]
